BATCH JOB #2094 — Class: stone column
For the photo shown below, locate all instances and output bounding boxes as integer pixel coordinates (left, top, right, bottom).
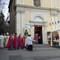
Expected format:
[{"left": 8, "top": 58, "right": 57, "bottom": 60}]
[
  {"left": 42, "top": 26, "right": 47, "bottom": 44},
  {"left": 20, "top": 11, "right": 24, "bottom": 36},
  {"left": 16, "top": 7, "right": 25, "bottom": 36},
  {"left": 31, "top": 25, "right": 34, "bottom": 38},
  {"left": 50, "top": 15, "right": 55, "bottom": 46},
  {"left": 50, "top": 32, "right": 53, "bottom": 46},
  {"left": 51, "top": 13, "right": 57, "bottom": 46},
  {"left": 16, "top": 11, "right": 21, "bottom": 35}
]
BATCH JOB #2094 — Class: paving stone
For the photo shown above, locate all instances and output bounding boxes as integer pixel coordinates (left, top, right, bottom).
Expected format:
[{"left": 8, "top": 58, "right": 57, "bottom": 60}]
[
  {"left": 9, "top": 55, "right": 23, "bottom": 60},
  {"left": 0, "top": 44, "right": 60, "bottom": 60}
]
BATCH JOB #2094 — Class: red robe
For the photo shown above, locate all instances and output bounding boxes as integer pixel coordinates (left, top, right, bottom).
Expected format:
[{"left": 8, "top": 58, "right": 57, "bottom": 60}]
[
  {"left": 6, "top": 37, "right": 10, "bottom": 48},
  {"left": 6, "top": 36, "right": 13, "bottom": 48},
  {"left": 18, "top": 36, "right": 22, "bottom": 47},
  {"left": 22, "top": 37, "right": 25, "bottom": 47},
  {"left": 13, "top": 35, "right": 18, "bottom": 49}
]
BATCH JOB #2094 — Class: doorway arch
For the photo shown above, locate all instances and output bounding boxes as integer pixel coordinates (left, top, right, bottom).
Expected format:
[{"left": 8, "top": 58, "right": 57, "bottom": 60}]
[{"left": 32, "top": 16, "right": 44, "bottom": 44}]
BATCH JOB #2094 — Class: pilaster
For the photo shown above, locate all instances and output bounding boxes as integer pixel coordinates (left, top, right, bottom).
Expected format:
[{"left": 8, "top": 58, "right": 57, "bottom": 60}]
[{"left": 16, "top": 7, "right": 25, "bottom": 36}]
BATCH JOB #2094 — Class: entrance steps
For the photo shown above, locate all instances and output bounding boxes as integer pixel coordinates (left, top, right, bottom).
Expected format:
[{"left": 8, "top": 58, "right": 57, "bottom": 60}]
[{"left": 33, "top": 44, "right": 51, "bottom": 48}]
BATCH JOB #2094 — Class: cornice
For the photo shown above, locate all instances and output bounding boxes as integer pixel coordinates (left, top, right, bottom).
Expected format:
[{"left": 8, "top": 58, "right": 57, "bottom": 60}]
[{"left": 15, "top": 4, "right": 59, "bottom": 11}]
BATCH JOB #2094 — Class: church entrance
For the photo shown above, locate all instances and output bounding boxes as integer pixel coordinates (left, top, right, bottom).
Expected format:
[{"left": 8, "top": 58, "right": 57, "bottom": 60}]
[{"left": 34, "top": 25, "right": 43, "bottom": 44}]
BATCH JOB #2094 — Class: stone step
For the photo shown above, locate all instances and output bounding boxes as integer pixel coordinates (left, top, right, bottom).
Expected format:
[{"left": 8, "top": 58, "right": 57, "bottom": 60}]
[{"left": 33, "top": 44, "right": 51, "bottom": 48}]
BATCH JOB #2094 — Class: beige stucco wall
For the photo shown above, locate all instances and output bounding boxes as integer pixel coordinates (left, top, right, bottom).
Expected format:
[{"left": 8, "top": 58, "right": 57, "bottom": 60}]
[
  {"left": 24, "top": 0, "right": 32, "bottom": 6},
  {"left": 57, "top": 13, "right": 60, "bottom": 20},
  {"left": 24, "top": 11, "right": 31, "bottom": 23},
  {"left": 23, "top": 0, "right": 52, "bottom": 7},
  {"left": 57, "top": 15, "right": 60, "bottom": 29},
  {"left": 16, "top": 0, "right": 60, "bottom": 9},
  {"left": 23, "top": 11, "right": 31, "bottom": 34},
  {"left": 43, "top": 0, "right": 51, "bottom": 8},
  {"left": 45, "top": 11, "right": 52, "bottom": 32},
  {"left": 24, "top": 9, "right": 51, "bottom": 24},
  {"left": 56, "top": 0, "right": 60, "bottom": 9},
  {"left": 16, "top": 0, "right": 32, "bottom": 5}
]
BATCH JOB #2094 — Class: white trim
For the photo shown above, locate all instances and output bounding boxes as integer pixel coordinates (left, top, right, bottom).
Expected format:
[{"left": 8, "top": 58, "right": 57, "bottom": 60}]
[
  {"left": 22, "top": 0, "right": 24, "bottom": 4},
  {"left": 16, "top": 0, "right": 24, "bottom": 4},
  {"left": 51, "top": 0, "right": 56, "bottom": 8},
  {"left": 54, "top": 0, "right": 57, "bottom": 8},
  {"left": 16, "top": 12, "right": 21, "bottom": 35},
  {"left": 20, "top": 12, "right": 24, "bottom": 36},
  {"left": 42, "top": 26, "right": 47, "bottom": 44},
  {"left": 32, "top": 0, "right": 34, "bottom": 6},
  {"left": 51, "top": 0, "right": 54, "bottom": 8},
  {"left": 41, "top": 0, "right": 44, "bottom": 7},
  {"left": 31, "top": 26, "right": 34, "bottom": 38}
]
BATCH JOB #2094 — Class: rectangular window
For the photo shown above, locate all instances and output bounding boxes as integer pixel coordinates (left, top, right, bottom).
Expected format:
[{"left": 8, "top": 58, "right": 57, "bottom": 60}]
[{"left": 34, "top": 0, "right": 41, "bottom": 7}]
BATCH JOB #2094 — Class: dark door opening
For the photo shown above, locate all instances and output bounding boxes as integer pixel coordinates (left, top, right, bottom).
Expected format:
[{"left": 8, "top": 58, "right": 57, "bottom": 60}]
[{"left": 34, "top": 25, "right": 42, "bottom": 44}]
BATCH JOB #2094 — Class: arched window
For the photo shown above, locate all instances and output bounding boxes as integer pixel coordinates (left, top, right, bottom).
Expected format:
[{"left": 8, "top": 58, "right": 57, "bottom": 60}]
[{"left": 34, "top": 0, "right": 41, "bottom": 7}]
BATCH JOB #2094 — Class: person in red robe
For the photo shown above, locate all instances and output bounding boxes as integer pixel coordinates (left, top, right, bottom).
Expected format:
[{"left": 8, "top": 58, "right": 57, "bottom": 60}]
[
  {"left": 6, "top": 35, "right": 13, "bottom": 50},
  {"left": 34, "top": 33, "right": 38, "bottom": 44},
  {"left": 18, "top": 34, "right": 22, "bottom": 48},
  {"left": 13, "top": 33, "right": 18, "bottom": 49},
  {"left": 22, "top": 36, "right": 26, "bottom": 48}
]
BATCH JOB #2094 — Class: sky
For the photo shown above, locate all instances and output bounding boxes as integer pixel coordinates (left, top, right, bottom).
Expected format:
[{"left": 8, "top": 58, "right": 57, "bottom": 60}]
[{"left": 0, "top": 0, "right": 10, "bottom": 20}]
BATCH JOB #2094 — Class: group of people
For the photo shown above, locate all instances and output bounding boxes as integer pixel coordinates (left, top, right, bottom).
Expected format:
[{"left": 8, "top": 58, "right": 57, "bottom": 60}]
[
  {"left": 0, "top": 33, "right": 34, "bottom": 51},
  {"left": 6, "top": 33, "right": 24, "bottom": 50}
]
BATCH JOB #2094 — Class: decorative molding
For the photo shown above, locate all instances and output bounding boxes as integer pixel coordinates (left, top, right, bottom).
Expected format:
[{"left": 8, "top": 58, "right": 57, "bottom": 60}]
[
  {"left": 16, "top": 0, "right": 24, "bottom": 5},
  {"left": 15, "top": 4, "right": 59, "bottom": 11},
  {"left": 50, "top": 9, "right": 58, "bottom": 15},
  {"left": 30, "top": 11, "right": 47, "bottom": 23},
  {"left": 16, "top": 7, "right": 25, "bottom": 13},
  {"left": 29, "top": 20, "right": 47, "bottom": 23},
  {"left": 29, "top": 20, "right": 47, "bottom": 27}
]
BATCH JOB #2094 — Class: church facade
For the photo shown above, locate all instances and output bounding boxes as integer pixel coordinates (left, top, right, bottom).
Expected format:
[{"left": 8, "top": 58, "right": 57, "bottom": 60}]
[{"left": 9, "top": 0, "right": 60, "bottom": 46}]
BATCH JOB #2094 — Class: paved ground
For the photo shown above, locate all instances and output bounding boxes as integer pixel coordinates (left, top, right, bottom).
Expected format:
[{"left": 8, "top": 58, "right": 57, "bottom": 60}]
[{"left": 0, "top": 44, "right": 60, "bottom": 60}]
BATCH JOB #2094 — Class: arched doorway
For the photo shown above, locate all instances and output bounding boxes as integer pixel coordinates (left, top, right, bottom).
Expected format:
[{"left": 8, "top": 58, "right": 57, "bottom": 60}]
[
  {"left": 33, "top": 16, "right": 43, "bottom": 44},
  {"left": 30, "top": 16, "right": 46, "bottom": 44}
]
